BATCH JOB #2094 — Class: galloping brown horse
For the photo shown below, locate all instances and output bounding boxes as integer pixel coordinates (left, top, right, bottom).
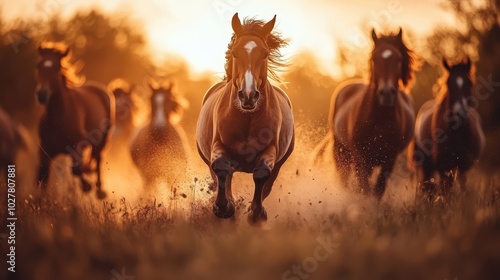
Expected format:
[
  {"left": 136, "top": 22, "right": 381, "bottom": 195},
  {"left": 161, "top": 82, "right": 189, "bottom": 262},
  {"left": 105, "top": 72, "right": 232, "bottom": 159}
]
[
  {"left": 196, "top": 13, "right": 294, "bottom": 224},
  {"left": 315, "top": 29, "right": 415, "bottom": 200},
  {"left": 35, "top": 43, "right": 114, "bottom": 199},
  {"left": 130, "top": 82, "right": 190, "bottom": 188},
  {"left": 410, "top": 58, "right": 485, "bottom": 201}
]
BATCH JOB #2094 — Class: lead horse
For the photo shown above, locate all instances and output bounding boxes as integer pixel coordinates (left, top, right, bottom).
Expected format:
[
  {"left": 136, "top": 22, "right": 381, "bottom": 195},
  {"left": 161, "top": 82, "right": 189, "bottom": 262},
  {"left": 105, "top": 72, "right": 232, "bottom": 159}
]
[
  {"left": 196, "top": 13, "right": 294, "bottom": 224},
  {"left": 35, "top": 43, "right": 114, "bottom": 199},
  {"left": 315, "top": 29, "right": 416, "bottom": 200},
  {"left": 410, "top": 58, "right": 485, "bottom": 201}
]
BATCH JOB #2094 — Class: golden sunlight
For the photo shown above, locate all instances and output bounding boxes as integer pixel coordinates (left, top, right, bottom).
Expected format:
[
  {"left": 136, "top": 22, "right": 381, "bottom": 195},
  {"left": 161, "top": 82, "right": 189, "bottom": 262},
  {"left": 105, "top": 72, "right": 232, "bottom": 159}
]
[{"left": 1, "top": 0, "right": 453, "bottom": 77}]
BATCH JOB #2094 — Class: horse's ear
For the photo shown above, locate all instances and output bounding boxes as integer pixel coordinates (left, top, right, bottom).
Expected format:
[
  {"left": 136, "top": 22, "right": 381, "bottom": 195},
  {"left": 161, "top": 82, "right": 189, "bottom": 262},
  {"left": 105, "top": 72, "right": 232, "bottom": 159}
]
[
  {"left": 62, "top": 47, "right": 70, "bottom": 58},
  {"left": 397, "top": 28, "right": 403, "bottom": 40},
  {"left": 37, "top": 45, "right": 44, "bottom": 55},
  {"left": 371, "top": 29, "right": 378, "bottom": 43},
  {"left": 168, "top": 81, "right": 174, "bottom": 91},
  {"left": 442, "top": 58, "right": 450, "bottom": 71},
  {"left": 231, "top": 13, "right": 243, "bottom": 36},
  {"left": 465, "top": 56, "right": 471, "bottom": 71},
  {"left": 260, "top": 15, "right": 276, "bottom": 38}
]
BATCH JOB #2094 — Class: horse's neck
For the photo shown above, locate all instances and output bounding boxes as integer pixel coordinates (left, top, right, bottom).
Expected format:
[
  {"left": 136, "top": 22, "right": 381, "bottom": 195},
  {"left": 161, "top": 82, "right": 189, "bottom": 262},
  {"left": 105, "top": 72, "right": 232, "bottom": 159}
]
[
  {"left": 45, "top": 79, "right": 71, "bottom": 120},
  {"left": 434, "top": 91, "right": 469, "bottom": 132},
  {"left": 363, "top": 85, "right": 391, "bottom": 114},
  {"left": 151, "top": 103, "right": 170, "bottom": 130}
]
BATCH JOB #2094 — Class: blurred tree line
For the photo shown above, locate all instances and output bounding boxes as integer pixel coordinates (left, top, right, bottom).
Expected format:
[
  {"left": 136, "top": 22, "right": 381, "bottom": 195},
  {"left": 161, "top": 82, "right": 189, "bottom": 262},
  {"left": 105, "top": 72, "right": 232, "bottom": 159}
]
[{"left": 0, "top": 9, "right": 214, "bottom": 135}]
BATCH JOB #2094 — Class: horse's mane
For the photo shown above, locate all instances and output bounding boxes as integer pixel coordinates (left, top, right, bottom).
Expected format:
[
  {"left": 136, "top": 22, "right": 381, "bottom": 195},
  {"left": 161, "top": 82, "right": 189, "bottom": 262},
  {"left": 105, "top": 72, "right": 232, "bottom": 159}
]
[
  {"left": 39, "top": 42, "right": 85, "bottom": 88},
  {"left": 371, "top": 33, "right": 415, "bottom": 88},
  {"left": 224, "top": 17, "right": 289, "bottom": 83},
  {"left": 108, "top": 78, "right": 131, "bottom": 95},
  {"left": 435, "top": 61, "right": 475, "bottom": 105}
]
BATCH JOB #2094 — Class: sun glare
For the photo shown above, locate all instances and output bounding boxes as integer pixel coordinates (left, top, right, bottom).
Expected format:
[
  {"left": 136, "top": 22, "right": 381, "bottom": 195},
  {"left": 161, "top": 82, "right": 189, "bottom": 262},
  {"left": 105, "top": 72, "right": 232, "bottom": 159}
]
[{"left": 1, "top": 0, "right": 452, "bottom": 77}]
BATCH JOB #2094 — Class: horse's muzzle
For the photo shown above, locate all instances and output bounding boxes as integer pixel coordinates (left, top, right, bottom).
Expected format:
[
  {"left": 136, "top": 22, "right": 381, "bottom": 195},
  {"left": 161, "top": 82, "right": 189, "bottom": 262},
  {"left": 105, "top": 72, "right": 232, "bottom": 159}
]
[
  {"left": 36, "top": 89, "right": 50, "bottom": 104},
  {"left": 378, "top": 89, "right": 396, "bottom": 107},
  {"left": 238, "top": 90, "right": 260, "bottom": 111}
]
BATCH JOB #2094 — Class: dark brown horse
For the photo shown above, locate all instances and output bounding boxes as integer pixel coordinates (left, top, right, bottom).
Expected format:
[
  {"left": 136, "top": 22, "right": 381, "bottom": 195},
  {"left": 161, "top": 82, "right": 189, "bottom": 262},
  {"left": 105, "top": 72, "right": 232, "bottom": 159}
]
[
  {"left": 410, "top": 58, "right": 485, "bottom": 201},
  {"left": 196, "top": 13, "right": 294, "bottom": 224},
  {"left": 108, "top": 79, "right": 139, "bottom": 143},
  {"left": 130, "top": 82, "right": 190, "bottom": 188},
  {"left": 35, "top": 43, "right": 114, "bottom": 199},
  {"left": 315, "top": 29, "right": 415, "bottom": 200}
]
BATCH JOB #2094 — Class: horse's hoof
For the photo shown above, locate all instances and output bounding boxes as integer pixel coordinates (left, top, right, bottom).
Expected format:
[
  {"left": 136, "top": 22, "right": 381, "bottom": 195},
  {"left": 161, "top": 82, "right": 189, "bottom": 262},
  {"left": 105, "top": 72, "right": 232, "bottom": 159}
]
[
  {"left": 248, "top": 207, "right": 268, "bottom": 225},
  {"left": 212, "top": 201, "right": 235, "bottom": 219},
  {"left": 96, "top": 189, "right": 107, "bottom": 200},
  {"left": 81, "top": 180, "right": 92, "bottom": 192}
]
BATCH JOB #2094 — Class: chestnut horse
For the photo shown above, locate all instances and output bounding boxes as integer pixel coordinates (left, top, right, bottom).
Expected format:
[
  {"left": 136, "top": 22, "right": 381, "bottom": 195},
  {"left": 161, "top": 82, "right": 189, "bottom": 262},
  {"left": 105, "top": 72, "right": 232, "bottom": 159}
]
[
  {"left": 196, "top": 13, "right": 294, "bottom": 224},
  {"left": 35, "top": 44, "right": 114, "bottom": 199},
  {"left": 315, "top": 29, "right": 415, "bottom": 200},
  {"left": 130, "top": 82, "right": 190, "bottom": 188},
  {"left": 410, "top": 58, "right": 485, "bottom": 201}
]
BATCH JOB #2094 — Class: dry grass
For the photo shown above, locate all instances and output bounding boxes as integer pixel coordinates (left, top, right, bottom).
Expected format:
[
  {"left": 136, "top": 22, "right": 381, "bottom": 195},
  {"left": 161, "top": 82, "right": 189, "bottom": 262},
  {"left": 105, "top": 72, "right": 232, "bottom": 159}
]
[{"left": 2, "top": 123, "right": 500, "bottom": 280}]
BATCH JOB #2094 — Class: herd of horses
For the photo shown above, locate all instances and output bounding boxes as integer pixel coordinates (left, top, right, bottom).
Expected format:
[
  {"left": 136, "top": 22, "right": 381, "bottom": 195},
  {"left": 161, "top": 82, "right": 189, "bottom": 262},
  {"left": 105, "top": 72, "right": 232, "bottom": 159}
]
[{"left": 0, "top": 13, "right": 485, "bottom": 224}]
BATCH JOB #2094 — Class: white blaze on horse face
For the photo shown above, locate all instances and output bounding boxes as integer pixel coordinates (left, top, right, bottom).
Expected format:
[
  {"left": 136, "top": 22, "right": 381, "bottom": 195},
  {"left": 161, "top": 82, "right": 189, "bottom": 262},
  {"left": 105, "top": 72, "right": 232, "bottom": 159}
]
[
  {"left": 244, "top": 41, "right": 257, "bottom": 54},
  {"left": 381, "top": 49, "right": 392, "bottom": 59},
  {"left": 43, "top": 60, "right": 53, "bottom": 68},
  {"left": 244, "top": 70, "right": 253, "bottom": 97},
  {"left": 153, "top": 94, "right": 166, "bottom": 127},
  {"left": 456, "top": 76, "right": 464, "bottom": 89}
]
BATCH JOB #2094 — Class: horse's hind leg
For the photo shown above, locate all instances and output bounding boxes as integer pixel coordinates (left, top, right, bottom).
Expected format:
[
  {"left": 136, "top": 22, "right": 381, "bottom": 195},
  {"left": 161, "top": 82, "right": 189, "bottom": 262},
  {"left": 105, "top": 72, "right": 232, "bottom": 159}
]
[
  {"left": 210, "top": 154, "right": 235, "bottom": 219},
  {"left": 441, "top": 169, "right": 456, "bottom": 198},
  {"left": 93, "top": 149, "right": 107, "bottom": 199},
  {"left": 38, "top": 149, "right": 51, "bottom": 189},
  {"left": 333, "top": 139, "right": 352, "bottom": 187},
  {"left": 70, "top": 149, "right": 92, "bottom": 193}
]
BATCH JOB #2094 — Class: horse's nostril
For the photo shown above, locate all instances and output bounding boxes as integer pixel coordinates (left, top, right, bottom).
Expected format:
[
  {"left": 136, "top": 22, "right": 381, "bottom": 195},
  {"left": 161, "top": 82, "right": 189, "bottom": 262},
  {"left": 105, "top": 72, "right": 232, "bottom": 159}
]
[
  {"left": 253, "top": 91, "right": 260, "bottom": 101},
  {"left": 238, "top": 90, "right": 245, "bottom": 100}
]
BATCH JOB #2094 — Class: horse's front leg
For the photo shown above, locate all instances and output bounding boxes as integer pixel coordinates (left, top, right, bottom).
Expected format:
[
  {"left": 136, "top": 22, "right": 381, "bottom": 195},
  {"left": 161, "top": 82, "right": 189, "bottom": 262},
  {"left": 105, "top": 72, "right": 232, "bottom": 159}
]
[
  {"left": 210, "top": 141, "right": 235, "bottom": 219},
  {"left": 374, "top": 160, "right": 396, "bottom": 200},
  {"left": 249, "top": 146, "right": 277, "bottom": 225},
  {"left": 38, "top": 148, "right": 51, "bottom": 189}
]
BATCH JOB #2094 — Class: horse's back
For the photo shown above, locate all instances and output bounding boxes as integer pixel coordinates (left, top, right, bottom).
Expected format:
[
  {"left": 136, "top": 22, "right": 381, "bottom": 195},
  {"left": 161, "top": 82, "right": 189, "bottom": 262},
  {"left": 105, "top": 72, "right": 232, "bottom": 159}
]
[{"left": 75, "top": 81, "right": 114, "bottom": 130}]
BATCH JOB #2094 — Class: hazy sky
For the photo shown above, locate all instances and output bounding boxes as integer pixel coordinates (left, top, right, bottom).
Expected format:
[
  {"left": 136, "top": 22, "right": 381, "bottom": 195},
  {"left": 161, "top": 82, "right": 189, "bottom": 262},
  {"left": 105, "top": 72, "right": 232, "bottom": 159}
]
[{"left": 0, "top": 0, "right": 457, "bottom": 77}]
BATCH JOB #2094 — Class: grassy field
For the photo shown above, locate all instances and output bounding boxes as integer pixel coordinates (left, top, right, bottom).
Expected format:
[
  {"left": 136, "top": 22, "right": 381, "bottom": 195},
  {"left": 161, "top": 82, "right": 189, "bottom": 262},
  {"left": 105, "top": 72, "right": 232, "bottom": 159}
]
[{"left": 2, "top": 124, "right": 500, "bottom": 280}]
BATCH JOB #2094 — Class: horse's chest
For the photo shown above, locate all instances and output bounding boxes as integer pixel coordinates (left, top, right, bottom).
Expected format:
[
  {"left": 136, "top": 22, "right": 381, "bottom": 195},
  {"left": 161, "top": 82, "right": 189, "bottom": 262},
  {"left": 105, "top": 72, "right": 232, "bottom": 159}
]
[{"left": 222, "top": 131, "right": 274, "bottom": 161}]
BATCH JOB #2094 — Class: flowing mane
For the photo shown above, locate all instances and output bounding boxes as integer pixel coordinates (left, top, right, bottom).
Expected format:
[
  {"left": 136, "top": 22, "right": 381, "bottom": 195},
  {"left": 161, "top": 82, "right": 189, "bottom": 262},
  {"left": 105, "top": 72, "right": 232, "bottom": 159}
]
[
  {"left": 39, "top": 42, "right": 85, "bottom": 88},
  {"left": 224, "top": 17, "right": 289, "bottom": 83},
  {"left": 371, "top": 32, "right": 415, "bottom": 88}
]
